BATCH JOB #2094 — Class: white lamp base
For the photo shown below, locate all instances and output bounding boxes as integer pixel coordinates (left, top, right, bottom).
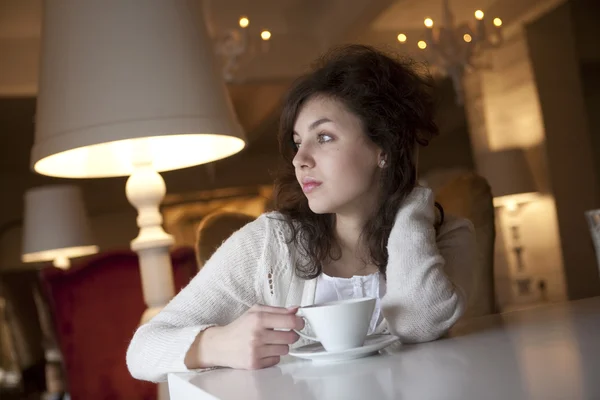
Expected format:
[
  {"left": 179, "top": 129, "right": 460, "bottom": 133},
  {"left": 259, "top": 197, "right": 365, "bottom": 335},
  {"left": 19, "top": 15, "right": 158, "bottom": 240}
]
[{"left": 126, "top": 162, "right": 176, "bottom": 324}]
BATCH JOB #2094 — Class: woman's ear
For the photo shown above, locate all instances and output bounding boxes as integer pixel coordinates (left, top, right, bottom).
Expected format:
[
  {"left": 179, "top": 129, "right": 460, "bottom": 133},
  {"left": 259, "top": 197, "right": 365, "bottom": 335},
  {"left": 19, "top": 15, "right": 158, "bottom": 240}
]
[{"left": 378, "top": 151, "right": 387, "bottom": 168}]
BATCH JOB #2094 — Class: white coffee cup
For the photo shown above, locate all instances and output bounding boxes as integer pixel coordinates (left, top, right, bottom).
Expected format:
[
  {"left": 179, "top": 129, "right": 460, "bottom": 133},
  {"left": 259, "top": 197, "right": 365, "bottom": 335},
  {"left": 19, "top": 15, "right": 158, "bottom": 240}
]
[{"left": 294, "top": 297, "right": 376, "bottom": 352}]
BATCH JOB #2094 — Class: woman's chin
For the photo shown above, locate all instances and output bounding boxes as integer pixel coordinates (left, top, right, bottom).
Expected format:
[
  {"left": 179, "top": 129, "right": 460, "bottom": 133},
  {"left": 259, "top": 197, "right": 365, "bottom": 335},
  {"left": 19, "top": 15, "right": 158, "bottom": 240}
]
[{"left": 307, "top": 200, "right": 335, "bottom": 215}]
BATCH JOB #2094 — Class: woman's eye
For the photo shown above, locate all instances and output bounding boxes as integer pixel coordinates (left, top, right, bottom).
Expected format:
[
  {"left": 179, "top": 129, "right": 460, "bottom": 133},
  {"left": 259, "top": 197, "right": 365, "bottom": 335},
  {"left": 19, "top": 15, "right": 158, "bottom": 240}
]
[
  {"left": 317, "top": 133, "right": 333, "bottom": 143},
  {"left": 294, "top": 142, "right": 301, "bottom": 149}
]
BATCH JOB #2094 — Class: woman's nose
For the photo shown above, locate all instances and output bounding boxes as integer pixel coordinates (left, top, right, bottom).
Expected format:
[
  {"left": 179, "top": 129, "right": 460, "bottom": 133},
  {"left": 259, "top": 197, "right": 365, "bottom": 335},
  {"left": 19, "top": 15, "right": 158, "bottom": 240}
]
[{"left": 292, "top": 145, "right": 315, "bottom": 169}]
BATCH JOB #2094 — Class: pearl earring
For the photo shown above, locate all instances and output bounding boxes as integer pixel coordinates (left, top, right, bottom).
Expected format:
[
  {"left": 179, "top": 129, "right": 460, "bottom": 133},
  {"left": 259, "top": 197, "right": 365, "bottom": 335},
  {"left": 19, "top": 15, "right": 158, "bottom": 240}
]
[{"left": 379, "top": 159, "right": 386, "bottom": 168}]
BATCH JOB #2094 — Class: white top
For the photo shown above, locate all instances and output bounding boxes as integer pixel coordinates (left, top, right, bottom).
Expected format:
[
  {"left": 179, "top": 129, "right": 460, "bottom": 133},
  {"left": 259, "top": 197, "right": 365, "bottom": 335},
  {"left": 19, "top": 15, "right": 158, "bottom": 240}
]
[
  {"left": 126, "top": 187, "right": 477, "bottom": 382},
  {"left": 314, "top": 272, "right": 386, "bottom": 334},
  {"left": 167, "top": 297, "right": 600, "bottom": 400}
]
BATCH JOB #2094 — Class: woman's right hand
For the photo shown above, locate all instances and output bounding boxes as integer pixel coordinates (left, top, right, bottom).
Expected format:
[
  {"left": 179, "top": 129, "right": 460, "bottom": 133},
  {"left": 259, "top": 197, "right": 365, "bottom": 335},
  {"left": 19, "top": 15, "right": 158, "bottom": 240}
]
[{"left": 186, "top": 305, "right": 304, "bottom": 370}]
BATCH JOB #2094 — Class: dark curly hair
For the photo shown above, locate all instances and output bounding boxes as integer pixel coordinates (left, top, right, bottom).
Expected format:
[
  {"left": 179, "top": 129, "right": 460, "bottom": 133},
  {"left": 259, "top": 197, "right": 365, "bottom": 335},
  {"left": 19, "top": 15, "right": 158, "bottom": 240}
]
[{"left": 273, "top": 44, "right": 439, "bottom": 279}]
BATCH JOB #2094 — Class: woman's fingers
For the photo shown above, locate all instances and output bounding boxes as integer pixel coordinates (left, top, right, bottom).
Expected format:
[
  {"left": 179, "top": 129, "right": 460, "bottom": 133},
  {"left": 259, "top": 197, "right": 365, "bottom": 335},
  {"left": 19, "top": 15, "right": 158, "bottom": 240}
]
[
  {"left": 252, "top": 312, "right": 304, "bottom": 331},
  {"left": 259, "top": 344, "right": 291, "bottom": 358},
  {"left": 229, "top": 305, "right": 304, "bottom": 371},
  {"left": 262, "top": 329, "right": 300, "bottom": 345},
  {"left": 256, "top": 356, "right": 281, "bottom": 369}
]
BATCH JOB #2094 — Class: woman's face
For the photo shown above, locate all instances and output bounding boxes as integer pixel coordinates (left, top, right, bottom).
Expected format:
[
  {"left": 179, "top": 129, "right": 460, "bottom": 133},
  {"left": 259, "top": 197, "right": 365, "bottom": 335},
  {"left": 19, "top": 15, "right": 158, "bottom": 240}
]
[{"left": 292, "top": 96, "right": 383, "bottom": 215}]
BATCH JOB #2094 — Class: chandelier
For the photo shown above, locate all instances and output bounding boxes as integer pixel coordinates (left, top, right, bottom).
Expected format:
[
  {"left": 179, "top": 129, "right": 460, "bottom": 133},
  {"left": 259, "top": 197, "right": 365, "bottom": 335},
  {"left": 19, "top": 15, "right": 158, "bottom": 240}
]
[
  {"left": 398, "top": 0, "right": 503, "bottom": 104},
  {"left": 213, "top": 16, "right": 272, "bottom": 82}
]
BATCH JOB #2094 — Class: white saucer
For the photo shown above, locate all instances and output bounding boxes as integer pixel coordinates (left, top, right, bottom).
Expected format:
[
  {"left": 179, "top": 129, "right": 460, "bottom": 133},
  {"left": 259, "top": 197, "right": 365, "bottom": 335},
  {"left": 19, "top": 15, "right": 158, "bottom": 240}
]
[{"left": 288, "top": 334, "right": 400, "bottom": 362}]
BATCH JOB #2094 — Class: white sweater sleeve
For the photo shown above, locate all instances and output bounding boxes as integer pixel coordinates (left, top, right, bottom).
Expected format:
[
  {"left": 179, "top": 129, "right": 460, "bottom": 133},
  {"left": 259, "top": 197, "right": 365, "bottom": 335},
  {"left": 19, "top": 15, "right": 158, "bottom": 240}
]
[
  {"left": 126, "top": 215, "right": 270, "bottom": 382},
  {"left": 381, "top": 186, "right": 476, "bottom": 343}
]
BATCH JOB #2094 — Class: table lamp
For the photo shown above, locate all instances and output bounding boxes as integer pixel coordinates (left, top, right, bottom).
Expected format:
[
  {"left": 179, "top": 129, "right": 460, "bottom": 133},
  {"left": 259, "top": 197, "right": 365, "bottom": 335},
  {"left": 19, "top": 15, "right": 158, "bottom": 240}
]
[
  {"left": 22, "top": 185, "right": 98, "bottom": 269},
  {"left": 20, "top": 184, "right": 94, "bottom": 397},
  {"left": 478, "top": 148, "right": 539, "bottom": 287},
  {"left": 478, "top": 148, "right": 539, "bottom": 212},
  {"left": 32, "top": 0, "right": 246, "bottom": 323}
]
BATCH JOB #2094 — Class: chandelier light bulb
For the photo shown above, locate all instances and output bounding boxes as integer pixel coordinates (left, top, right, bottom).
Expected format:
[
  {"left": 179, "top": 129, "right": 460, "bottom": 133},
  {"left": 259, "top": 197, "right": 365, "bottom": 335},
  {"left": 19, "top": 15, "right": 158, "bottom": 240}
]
[
  {"left": 239, "top": 17, "right": 249, "bottom": 28},
  {"left": 493, "top": 18, "right": 503, "bottom": 27},
  {"left": 418, "top": 40, "right": 427, "bottom": 50},
  {"left": 397, "top": 33, "right": 407, "bottom": 43},
  {"left": 260, "top": 30, "right": 271, "bottom": 41},
  {"left": 475, "top": 10, "right": 484, "bottom": 20},
  {"left": 424, "top": 18, "right": 434, "bottom": 28},
  {"left": 463, "top": 34, "right": 472, "bottom": 43}
]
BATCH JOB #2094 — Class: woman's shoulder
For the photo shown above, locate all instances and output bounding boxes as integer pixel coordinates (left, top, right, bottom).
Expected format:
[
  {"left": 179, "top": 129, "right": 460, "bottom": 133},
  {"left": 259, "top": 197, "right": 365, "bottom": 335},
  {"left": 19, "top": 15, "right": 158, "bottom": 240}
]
[
  {"left": 204, "top": 212, "right": 295, "bottom": 278},
  {"left": 253, "top": 211, "right": 292, "bottom": 230},
  {"left": 232, "top": 211, "right": 293, "bottom": 245}
]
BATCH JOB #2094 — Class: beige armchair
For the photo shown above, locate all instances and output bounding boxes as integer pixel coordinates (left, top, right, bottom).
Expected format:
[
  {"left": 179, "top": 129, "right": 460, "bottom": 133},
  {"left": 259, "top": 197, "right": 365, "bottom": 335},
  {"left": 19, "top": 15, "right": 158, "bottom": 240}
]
[
  {"left": 195, "top": 211, "right": 255, "bottom": 268},
  {"left": 423, "top": 169, "right": 497, "bottom": 318}
]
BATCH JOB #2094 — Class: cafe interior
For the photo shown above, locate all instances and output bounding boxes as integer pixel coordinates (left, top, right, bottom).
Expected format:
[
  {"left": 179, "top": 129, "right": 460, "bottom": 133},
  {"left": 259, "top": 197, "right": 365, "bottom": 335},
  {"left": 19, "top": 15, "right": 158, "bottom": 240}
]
[{"left": 0, "top": 0, "right": 599, "bottom": 399}]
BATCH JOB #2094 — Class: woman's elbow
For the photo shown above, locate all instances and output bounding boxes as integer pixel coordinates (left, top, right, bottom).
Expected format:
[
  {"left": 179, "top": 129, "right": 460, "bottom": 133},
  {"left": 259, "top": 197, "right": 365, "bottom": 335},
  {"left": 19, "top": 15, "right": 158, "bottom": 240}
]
[
  {"left": 384, "top": 294, "right": 465, "bottom": 343},
  {"left": 126, "top": 350, "right": 146, "bottom": 381},
  {"left": 126, "top": 327, "right": 163, "bottom": 383},
  {"left": 393, "top": 321, "right": 453, "bottom": 344}
]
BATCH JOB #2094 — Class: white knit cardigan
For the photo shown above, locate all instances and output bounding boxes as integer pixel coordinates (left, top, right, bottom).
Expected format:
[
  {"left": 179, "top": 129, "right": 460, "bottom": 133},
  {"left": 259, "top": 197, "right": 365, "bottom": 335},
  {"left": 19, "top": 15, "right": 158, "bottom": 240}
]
[{"left": 126, "top": 187, "right": 476, "bottom": 382}]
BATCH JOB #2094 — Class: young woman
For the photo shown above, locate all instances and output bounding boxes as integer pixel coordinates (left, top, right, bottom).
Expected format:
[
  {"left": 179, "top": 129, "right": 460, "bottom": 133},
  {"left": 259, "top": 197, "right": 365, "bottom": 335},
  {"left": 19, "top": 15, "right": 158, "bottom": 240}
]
[{"left": 127, "top": 44, "right": 476, "bottom": 382}]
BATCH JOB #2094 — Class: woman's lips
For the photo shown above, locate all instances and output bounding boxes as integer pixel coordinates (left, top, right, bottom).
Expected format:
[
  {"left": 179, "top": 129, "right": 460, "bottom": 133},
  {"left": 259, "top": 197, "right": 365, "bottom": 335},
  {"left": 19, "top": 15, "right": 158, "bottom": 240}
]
[
  {"left": 302, "top": 182, "right": 321, "bottom": 193},
  {"left": 301, "top": 177, "right": 322, "bottom": 194}
]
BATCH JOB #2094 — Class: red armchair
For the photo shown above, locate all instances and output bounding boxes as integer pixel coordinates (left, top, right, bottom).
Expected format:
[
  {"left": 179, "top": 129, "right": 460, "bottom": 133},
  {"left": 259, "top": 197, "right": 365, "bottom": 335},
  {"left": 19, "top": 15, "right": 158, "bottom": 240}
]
[{"left": 40, "top": 247, "right": 197, "bottom": 400}]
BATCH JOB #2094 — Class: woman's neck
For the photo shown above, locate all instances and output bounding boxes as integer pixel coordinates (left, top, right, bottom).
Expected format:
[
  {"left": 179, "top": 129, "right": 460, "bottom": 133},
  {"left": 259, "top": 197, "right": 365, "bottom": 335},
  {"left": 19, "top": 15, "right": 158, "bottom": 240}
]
[
  {"left": 334, "top": 214, "right": 365, "bottom": 254},
  {"left": 324, "top": 212, "right": 378, "bottom": 278},
  {"left": 332, "top": 179, "right": 380, "bottom": 246}
]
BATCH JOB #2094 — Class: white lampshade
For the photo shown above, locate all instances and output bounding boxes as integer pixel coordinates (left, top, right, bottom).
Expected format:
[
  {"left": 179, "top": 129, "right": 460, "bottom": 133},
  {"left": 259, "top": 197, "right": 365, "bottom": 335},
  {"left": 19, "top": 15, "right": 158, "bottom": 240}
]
[
  {"left": 32, "top": 0, "right": 245, "bottom": 178},
  {"left": 478, "top": 148, "right": 539, "bottom": 208},
  {"left": 22, "top": 185, "right": 98, "bottom": 268}
]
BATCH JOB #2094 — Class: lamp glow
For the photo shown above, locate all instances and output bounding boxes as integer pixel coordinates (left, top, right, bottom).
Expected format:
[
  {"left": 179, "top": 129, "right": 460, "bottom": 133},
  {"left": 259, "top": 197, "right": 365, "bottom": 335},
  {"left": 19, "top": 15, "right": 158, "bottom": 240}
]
[
  {"left": 239, "top": 17, "right": 249, "bottom": 28},
  {"left": 261, "top": 30, "right": 271, "bottom": 40},
  {"left": 418, "top": 40, "right": 427, "bottom": 49},
  {"left": 475, "top": 10, "right": 484, "bottom": 20},
  {"left": 34, "top": 135, "right": 245, "bottom": 179},
  {"left": 424, "top": 18, "right": 434, "bottom": 28},
  {"left": 397, "top": 33, "right": 407, "bottom": 43}
]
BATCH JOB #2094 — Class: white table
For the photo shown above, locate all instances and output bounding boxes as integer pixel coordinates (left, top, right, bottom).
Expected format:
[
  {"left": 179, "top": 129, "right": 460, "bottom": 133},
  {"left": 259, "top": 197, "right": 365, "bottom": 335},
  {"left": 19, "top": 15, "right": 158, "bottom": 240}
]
[{"left": 168, "top": 297, "right": 600, "bottom": 400}]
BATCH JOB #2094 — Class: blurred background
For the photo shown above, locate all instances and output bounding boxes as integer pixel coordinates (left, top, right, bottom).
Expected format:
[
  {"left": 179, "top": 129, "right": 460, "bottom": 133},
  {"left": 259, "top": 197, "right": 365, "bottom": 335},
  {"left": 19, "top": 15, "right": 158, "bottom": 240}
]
[{"left": 0, "top": 0, "right": 599, "bottom": 398}]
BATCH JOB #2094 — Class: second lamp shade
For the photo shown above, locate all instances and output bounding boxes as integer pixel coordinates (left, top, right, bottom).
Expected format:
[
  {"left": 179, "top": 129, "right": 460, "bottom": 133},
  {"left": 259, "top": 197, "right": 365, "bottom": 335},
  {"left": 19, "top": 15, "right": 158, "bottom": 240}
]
[{"left": 22, "top": 185, "right": 98, "bottom": 268}]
